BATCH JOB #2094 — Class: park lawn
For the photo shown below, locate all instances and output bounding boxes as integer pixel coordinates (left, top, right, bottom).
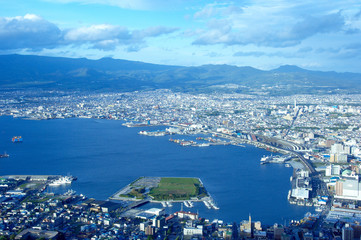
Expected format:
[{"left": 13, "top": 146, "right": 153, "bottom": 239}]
[{"left": 149, "top": 177, "right": 202, "bottom": 200}]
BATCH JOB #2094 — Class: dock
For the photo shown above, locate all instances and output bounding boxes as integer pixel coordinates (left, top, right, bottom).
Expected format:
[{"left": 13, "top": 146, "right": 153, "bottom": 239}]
[{"left": 2, "top": 175, "right": 62, "bottom": 181}]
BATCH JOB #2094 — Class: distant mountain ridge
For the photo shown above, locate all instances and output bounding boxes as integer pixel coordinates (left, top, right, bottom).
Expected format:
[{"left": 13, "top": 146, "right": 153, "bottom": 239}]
[{"left": 0, "top": 54, "right": 360, "bottom": 95}]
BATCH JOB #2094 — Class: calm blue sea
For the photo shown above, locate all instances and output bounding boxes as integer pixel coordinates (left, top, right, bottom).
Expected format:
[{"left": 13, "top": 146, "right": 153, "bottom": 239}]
[{"left": 0, "top": 116, "right": 312, "bottom": 224}]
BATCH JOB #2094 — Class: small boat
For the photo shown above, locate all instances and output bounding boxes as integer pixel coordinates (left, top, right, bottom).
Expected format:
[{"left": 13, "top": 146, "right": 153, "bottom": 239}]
[
  {"left": 198, "top": 143, "right": 210, "bottom": 147},
  {"left": 0, "top": 152, "right": 9, "bottom": 158},
  {"left": 260, "top": 155, "right": 272, "bottom": 164},
  {"left": 12, "top": 136, "right": 23, "bottom": 143}
]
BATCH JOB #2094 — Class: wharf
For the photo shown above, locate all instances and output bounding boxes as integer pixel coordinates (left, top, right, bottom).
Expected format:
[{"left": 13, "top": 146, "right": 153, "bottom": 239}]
[
  {"left": 288, "top": 160, "right": 306, "bottom": 170},
  {"left": 2, "top": 175, "right": 62, "bottom": 181}
]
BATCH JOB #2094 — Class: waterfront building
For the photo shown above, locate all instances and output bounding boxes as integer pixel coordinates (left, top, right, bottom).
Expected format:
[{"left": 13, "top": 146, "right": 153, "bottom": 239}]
[
  {"left": 291, "top": 188, "right": 309, "bottom": 200},
  {"left": 291, "top": 170, "right": 312, "bottom": 200},
  {"left": 145, "top": 208, "right": 165, "bottom": 216},
  {"left": 175, "top": 211, "right": 198, "bottom": 220},
  {"left": 335, "top": 175, "right": 361, "bottom": 200}
]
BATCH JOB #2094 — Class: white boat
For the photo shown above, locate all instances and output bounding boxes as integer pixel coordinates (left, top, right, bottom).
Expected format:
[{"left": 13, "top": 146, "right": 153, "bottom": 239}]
[
  {"left": 198, "top": 143, "right": 210, "bottom": 147},
  {"left": 209, "top": 200, "right": 219, "bottom": 210},
  {"left": 315, "top": 207, "right": 323, "bottom": 212},
  {"left": 184, "top": 201, "right": 191, "bottom": 208},
  {"left": 260, "top": 155, "right": 273, "bottom": 164},
  {"left": 153, "top": 132, "right": 166, "bottom": 136},
  {"left": 203, "top": 200, "right": 211, "bottom": 209},
  {"left": 49, "top": 176, "right": 72, "bottom": 186}
]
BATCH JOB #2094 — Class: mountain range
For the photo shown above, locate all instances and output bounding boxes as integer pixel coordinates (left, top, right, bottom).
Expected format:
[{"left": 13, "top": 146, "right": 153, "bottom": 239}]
[{"left": 0, "top": 54, "right": 360, "bottom": 95}]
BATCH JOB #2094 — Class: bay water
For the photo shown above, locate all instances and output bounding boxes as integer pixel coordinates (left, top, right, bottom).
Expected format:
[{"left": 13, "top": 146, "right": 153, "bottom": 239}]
[{"left": 0, "top": 116, "right": 312, "bottom": 224}]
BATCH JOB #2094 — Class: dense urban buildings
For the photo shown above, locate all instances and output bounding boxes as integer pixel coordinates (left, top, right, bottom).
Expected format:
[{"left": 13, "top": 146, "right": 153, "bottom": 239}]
[{"left": 1, "top": 89, "right": 361, "bottom": 239}]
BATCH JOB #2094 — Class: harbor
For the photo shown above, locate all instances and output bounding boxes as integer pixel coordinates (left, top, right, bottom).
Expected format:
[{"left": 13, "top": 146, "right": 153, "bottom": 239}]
[{"left": 0, "top": 116, "right": 312, "bottom": 224}]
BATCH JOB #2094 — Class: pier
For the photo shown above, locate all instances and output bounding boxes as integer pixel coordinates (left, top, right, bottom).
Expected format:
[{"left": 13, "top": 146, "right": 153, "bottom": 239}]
[{"left": 2, "top": 175, "right": 62, "bottom": 181}]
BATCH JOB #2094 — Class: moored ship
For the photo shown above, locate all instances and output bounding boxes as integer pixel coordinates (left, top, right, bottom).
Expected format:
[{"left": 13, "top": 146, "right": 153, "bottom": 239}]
[
  {"left": 49, "top": 176, "right": 72, "bottom": 186},
  {"left": 260, "top": 155, "right": 273, "bottom": 164},
  {"left": 12, "top": 136, "right": 23, "bottom": 143}
]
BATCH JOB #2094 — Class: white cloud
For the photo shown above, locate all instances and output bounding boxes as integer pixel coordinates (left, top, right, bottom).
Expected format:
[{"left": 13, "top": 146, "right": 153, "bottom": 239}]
[
  {"left": 192, "top": 1, "right": 360, "bottom": 47},
  {"left": 136, "top": 26, "right": 179, "bottom": 38},
  {"left": 0, "top": 14, "right": 62, "bottom": 50},
  {"left": 0, "top": 14, "right": 178, "bottom": 51},
  {"left": 64, "top": 24, "right": 131, "bottom": 42},
  {"left": 42, "top": 0, "right": 197, "bottom": 10},
  {"left": 194, "top": 3, "right": 243, "bottom": 19}
]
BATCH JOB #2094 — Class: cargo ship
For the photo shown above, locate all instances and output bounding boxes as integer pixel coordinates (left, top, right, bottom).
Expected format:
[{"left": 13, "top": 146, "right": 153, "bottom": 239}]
[{"left": 12, "top": 136, "right": 23, "bottom": 143}]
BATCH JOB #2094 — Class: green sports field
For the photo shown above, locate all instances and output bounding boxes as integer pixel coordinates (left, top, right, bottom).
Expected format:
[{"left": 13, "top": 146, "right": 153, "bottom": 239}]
[{"left": 149, "top": 177, "right": 207, "bottom": 201}]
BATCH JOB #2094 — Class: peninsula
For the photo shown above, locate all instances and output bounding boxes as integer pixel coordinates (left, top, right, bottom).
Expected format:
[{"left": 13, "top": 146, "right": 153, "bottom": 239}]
[
  {"left": 110, "top": 177, "right": 208, "bottom": 201},
  {"left": 109, "top": 177, "right": 219, "bottom": 209}
]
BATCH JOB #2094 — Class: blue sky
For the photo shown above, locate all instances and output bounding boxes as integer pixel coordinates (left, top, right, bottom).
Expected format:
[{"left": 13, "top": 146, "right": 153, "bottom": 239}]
[{"left": 1, "top": 0, "right": 361, "bottom": 72}]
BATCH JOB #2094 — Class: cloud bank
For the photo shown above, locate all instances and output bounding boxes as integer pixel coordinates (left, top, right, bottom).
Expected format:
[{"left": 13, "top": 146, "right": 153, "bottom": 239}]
[
  {"left": 0, "top": 14, "right": 178, "bottom": 51},
  {"left": 192, "top": 2, "right": 353, "bottom": 47},
  {"left": 0, "top": 14, "right": 62, "bottom": 50},
  {"left": 43, "top": 0, "right": 196, "bottom": 10}
]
